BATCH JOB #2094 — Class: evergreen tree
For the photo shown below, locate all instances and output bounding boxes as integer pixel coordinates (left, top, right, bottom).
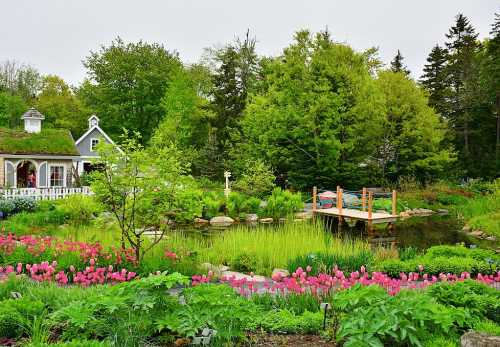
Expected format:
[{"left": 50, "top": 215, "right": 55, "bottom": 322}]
[
  {"left": 444, "top": 14, "right": 479, "bottom": 160},
  {"left": 390, "top": 50, "right": 410, "bottom": 75},
  {"left": 420, "top": 45, "right": 450, "bottom": 119},
  {"left": 208, "top": 31, "right": 258, "bottom": 177}
]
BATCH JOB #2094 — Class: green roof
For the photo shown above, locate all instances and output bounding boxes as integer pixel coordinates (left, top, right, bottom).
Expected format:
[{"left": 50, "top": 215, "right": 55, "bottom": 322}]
[{"left": 0, "top": 128, "right": 79, "bottom": 156}]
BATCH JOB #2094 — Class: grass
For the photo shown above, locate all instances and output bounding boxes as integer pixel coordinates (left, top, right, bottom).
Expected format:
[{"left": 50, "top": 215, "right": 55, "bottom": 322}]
[
  {"left": 0, "top": 128, "right": 79, "bottom": 155},
  {"left": 197, "top": 222, "right": 370, "bottom": 275},
  {"left": 454, "top": 188, "right": 500, "bottom": 238}
]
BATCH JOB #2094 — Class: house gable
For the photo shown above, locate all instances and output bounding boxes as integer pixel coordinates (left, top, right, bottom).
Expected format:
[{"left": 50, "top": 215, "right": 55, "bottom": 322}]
[{"left": 75, "top": 116, "right": 119, "bottom": 157}]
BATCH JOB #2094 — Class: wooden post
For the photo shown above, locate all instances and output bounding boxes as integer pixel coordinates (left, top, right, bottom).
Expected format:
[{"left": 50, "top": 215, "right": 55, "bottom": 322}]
[
  {"left": 362, "top": 187, "right": 367, "bottom": 212},
  {"left": 312, "top": 186, "right": 317, "bottom": 215},
  {"left": 338, "top": 189, "right": 343, "bottom": 215},
  {"left": 336, "top": 186, "right": 340, "bottom": 209},
  {"left": 392, "top": 190, "right": 397, "bottom": 216},
  {"left": 368, "top": 191, "right": 373, "bottom": 220}
]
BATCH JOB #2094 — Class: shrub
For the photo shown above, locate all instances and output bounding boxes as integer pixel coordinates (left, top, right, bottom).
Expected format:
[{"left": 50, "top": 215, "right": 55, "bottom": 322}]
[
  {"left": 227, "top": 192, "right": 260, "bottom": 219},
  {"left": 55, "top": 195, "right": 103, "bottom": 225},
  {"left": 246, "top": 309, "right": 322, "bottom": 334},
  {"left": 202, "top": 191, "right": 225, "bottom": 219},
  {"left": 11, "top": 197, "right": 38, "bottom": 214},
  {"left": 262, "top": 187, "right": 303, "bottom": 219},
  {"left": 427, "top": 280, "right": 500, "bottom": 323},
  {"left": 231, "top": 252, "right": 258, "bottom": 273},
  {"left": 233, "top": 159, "right": 275, "bottom": 198},
  {"left": 0, "top": 297, "right": 46, "bottom": 339},
  {"left": 0, "top": 199, "right": 15, "bottom": 217},
  {"left": 334, "top": 285, "right": 470, "bottom": 347}
]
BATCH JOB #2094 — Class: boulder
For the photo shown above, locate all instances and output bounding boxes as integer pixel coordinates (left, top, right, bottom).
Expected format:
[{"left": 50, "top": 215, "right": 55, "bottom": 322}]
[
  {"left": 470, "top": 230, "right": 484, "bottom": 238},
  {"left": 259, "top": 217, "right": 274, "bottom": 223},
  {"left": 272, "top": 268, "right": 290, "bottom": 278},
  {"left": 194, "top": 218, "right": 209, "bottom": 224},
  {"left": 461, "top": 331, "right": 500, "bottom": 347},
  {"left": 209, "top": 216, "right": 234, "bottom": 226},
  {"left": 411, "top": 208, "right": 434, "bottom": 216},
  {"left": 245, "top": 214, "right": 258, "bottom": 223},
  {"left": 295, "top": 211, "right": 313, "bottom": 219},
  {"left": 485, "top": 236, "right": 497, "bottom": 241},
  {"left": 437, "top": 209, "right": 449, "bottom": 215},
  {"left": 399, "top": 211, "right": 411, "bottom": 218},
  {"left": 220, "top": 270, "right": 267, "bottom": 283}
]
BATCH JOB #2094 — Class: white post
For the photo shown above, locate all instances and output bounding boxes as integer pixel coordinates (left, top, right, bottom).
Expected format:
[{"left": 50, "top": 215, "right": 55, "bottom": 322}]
[{"left": 223, "top": 171, "right": 231, "bottom": 198}]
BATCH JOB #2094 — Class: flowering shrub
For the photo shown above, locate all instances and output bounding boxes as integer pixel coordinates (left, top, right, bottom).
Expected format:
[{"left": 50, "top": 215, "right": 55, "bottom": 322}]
[
  {"left": 216, "top": 266, "right": 500, "bottom": 297},
  {"left": 0, "top": 260, "right": 136, "bottom": 286}
]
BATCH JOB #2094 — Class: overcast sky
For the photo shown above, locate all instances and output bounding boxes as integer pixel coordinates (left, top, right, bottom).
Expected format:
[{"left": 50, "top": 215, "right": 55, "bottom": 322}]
[{"left": 1, "top": 1, "right": 498, "bottom": 86}]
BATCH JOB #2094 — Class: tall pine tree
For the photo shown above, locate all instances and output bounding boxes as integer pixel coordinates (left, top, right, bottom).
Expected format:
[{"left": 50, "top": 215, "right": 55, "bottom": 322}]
[
  {"left": 420, "top": 45, "right": 450, "bottom": 119},
  {"left": 445, "top": 14, "right": 479, "bottom": 161},
  {"left": 390, "top": 50, "right": 410, "bottom": 75}
]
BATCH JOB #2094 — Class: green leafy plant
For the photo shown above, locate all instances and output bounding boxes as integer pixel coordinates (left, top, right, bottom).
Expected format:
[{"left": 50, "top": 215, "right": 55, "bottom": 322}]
[{"left": 262, "top": 187, "right": 303, "bottom": 219}]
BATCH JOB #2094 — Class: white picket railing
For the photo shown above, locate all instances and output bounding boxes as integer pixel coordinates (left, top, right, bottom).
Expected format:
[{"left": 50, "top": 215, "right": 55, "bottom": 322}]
[{"left": 0, "top": 187, "right": 92, "bottom": 200}]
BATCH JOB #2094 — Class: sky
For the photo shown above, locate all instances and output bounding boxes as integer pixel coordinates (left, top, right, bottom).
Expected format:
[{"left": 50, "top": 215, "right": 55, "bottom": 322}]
[{"left": 1, "top": 1, "right": 498, "bottom": 86}]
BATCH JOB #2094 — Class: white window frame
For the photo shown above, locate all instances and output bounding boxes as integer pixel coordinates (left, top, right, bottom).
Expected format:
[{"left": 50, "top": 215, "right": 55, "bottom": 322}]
[
  {"left": 49, "top": 165, "right": 65, "bottom": 187},
  {"left": 90, "top": 138, "right": 100, "bottom": 152}
]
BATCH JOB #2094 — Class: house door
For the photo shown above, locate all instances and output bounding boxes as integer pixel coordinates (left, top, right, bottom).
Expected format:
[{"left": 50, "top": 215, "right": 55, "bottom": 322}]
[{"left": 16, "top": 161, "right": 37, "bottom": 188}]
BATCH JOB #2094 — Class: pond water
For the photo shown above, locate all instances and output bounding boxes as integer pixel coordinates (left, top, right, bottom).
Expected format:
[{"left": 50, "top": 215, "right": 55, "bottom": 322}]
[{"left": 176, "top": 215, "right": 499, "bottom": 251}]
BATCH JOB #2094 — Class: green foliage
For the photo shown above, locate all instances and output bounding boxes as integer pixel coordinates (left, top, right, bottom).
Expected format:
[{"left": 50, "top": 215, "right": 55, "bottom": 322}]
[
  {"left": 473, "top": 320, "right": 500, "bottom": 336},
  {"left": 227, "top": 191, "right": 260, "bottom": 219},
  {"left": 201, "top": 191, "right": 225, "bottom": 219},
  {"left": 202, "top": 221, "right": 370, "bottom": 275},
  {"left": 427, "top": 280, "right": 500, "bottom": 323},
  {"left": 287, "top": 249, "right": 373, "bottom": 275},
  {"left": 35, "top": 75, "right": 89, "bottom": 137},
  {"left": 262, "top": 187, "right": 303, "bottom": 219},
  {"left": 232, "top": 159, "right": 275, "bottom": 198},
  {"left": 377, "top": 245, "right": 499, "bottom": 277},
  {"left": 252, "top": 293, "right": 320, "bottom": 315},
  {"left": 0, "top": 199, "right": 15, "bottom": 216},
  {"left": 0, "top": 297, "right": 46, "bottom": 339},
  {"left": 231, "top": 252, "right": 258, "bottom": 273},
  {"left": 55, "top": 195, "right": 102, "bottom": 225},
  {"left": 81, "top": 38, "right": 182, "bottom": 143},
  {"left": 156, "top": 284, "right": 258, "bottom": 342},
  {"left": 91, "top": 134, "right": 197, "bottom": 261},
  {"left": 0, "top": 90, "right": 27, "bottom": 127},
  {"left": 334, "top": 285, "right": 470, "bottom": 347},
  {"left": 246, "top": 309, "right": 322, "bottom": 334}
]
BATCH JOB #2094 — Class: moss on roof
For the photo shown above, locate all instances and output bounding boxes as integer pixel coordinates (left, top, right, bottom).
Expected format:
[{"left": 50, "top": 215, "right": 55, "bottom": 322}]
[{"left": 0, "top": 128, "right": 79, "bottom": 156}]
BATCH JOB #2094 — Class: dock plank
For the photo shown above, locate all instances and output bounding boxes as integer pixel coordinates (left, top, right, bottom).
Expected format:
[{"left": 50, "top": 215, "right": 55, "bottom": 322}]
[{"left": 315, "top": 207, "right": 398, "bottom": 224}]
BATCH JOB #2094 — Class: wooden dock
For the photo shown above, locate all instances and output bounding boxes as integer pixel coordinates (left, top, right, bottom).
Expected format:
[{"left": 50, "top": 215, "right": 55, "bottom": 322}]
[
  {"left": 315, "top": 207, "right": 398, "bottom": 224},
  {"left": 312, "top": 186, "right": 400, "bottom": 230}
]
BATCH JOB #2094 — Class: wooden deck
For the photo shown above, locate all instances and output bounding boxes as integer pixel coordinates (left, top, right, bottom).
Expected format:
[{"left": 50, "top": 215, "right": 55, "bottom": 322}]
[{"left": 315, "top": 207, "right": 398, "bottom": 224}]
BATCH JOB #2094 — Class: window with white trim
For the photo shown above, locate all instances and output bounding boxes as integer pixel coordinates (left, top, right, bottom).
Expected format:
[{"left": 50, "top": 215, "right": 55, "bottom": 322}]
[
  {"left": 90, "top": 138, "right": 100, "bottom": 152},
  {"left": 49, "top": 166, "right": 64, "bottom": 187}
]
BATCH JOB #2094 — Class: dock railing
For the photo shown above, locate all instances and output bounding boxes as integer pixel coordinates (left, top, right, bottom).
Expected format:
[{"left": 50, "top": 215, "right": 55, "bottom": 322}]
[{"left": 312, "top": 186, "right": 398, "bottom": 220}]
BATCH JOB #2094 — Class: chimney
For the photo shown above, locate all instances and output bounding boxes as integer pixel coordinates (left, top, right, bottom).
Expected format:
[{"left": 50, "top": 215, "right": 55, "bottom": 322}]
[{"left": 21, "top": 108, "right": 45, "bottom": 133}]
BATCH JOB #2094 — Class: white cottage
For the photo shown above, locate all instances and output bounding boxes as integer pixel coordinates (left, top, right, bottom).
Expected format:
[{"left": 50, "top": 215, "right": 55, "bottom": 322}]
[{"left": 0, "top": 109, "right": 117, "bottom": 188}]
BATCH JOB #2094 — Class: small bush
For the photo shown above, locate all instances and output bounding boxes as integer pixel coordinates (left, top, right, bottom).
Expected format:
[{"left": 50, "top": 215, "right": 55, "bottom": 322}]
[
  {"left": 231, "top": 252, "right": 258, "bottom": 273},
  {"left": 0, "top": 199, "right": 15, "bottom": 216},
  {"left": 288, "top": 250, "right": 373, "bottom": 275},
  {"left": 202, "top": 191, "right": 225, "bottom": 219},
  {"left": 227, "top": 192, "right": 260, "bottom": 219},
  {"left": 246, "top": 309, "right": 322, "bottom": 334},
  {"left": 55, "top": 195, "right": 103, "bottom": 225},
  {"left": 262, "top": 187, "right": 303, "bottom": 219}
]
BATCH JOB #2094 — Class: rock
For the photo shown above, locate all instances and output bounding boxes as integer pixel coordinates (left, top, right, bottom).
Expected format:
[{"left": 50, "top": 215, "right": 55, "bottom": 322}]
[
  {"left": 200, "top": 263, "right": 229, "bottom": 275},
  {"left": 295, "top": 211, "right": 313, "bottom": 219},
  {"left": 194, "top": 218, "right": 209, "bottom": 224},
  {"left": 411, "top": 208, "right": 434, "bottom": 216},
  {"left": 460, "top": 331, "right": 500, "bottom": 347},
  {"left": 220, "top": 270, "right": 267, "bottom": 283},
  {"left": 470, "top": 230, "right": 484, "bottom": 238},
  {"left": 209, "top": 216, "right": 234, "bottom": 226},
  {"left": 259, "top": 217, "right": 274, "bottom": 223},
  {"left": 437, "top": 208, "right": 449, "bottom": 215},
  {"left": 462, "top": 225, "right": 472, "bottom": 232},
  {"left": 399, "top": 211, "right": 411, "bottom": 218},
  {"left": 485, "top": 236, "right": 497, "bottom": 241},
  {"left": 245, "top": 214, "right": 258, "bottom": 223},
  {"left": 272, "top": 268, "right": 290, "bottom": 278}
]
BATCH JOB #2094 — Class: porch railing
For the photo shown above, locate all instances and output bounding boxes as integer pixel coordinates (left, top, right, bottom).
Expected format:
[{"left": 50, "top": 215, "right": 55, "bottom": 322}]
[{"left": 0, "top": 187, "right": 92, "bottom": 200}]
